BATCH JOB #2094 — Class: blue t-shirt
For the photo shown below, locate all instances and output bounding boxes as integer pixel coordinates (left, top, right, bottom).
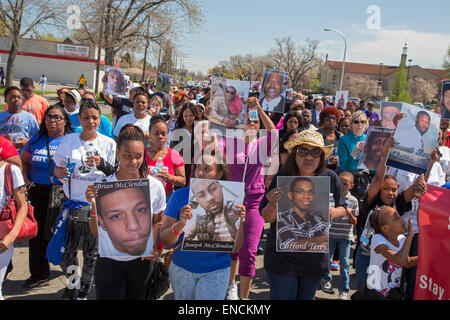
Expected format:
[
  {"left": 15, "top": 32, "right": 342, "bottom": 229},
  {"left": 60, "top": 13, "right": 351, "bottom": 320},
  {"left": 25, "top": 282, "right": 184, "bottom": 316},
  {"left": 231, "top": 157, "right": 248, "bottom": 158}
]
[
  {"left": 69, "top": 113, "right": 114, "bottom": 138},
  {"left": 23, "top": 135, "right": 64, "bottom": 185},
  {"left": 0, "top": 110, "right": 39, "bottom": 153},
  {"left": 166, "top": 186, "right": 231, "bottom": 274},
  {"left": 338, "top": 132, "right": 367, "bottom": 172}
]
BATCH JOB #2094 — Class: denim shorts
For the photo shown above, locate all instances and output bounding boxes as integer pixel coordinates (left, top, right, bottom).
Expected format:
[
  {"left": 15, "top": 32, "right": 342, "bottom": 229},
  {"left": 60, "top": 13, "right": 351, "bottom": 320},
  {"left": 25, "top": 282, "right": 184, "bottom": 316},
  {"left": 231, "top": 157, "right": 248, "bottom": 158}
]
[{"left": 169, "top": 262, "right": 230, "bottom": 300}]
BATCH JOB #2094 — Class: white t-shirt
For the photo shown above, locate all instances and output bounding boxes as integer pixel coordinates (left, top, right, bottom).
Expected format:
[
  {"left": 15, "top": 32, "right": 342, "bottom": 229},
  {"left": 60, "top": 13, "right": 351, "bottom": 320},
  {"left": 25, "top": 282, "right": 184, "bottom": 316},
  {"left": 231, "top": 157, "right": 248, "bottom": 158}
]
[
  {"left": 113, "top": 113, "right": 151, "bottom": 137},
  {"left": 97, "top": 174, "right": 166, "bottom": 261},
  {"left": 0, "top": 164, "right": 25, "bottom": 266},
  {"left": 53, "top": 133, "right": 116, "bottom": 203},
  {"left": 439, "top": 146, "right": 450, "bottom": 182},
  {"left": 367, "top": 234, "right": 406, "bottom": 296},
  {"left": 64, "top": 106, "right": 80, "bottom": 116}
]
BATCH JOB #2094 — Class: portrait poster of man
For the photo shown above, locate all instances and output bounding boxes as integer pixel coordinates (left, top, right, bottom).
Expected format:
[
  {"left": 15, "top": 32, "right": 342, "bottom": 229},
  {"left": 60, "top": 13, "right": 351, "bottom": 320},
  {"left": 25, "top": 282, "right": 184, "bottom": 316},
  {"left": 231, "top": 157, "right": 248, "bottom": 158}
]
[
  {"left": 157, "top": 73, "right": 174, "bottom": 92},
  {"left": 386, "top": 104, "right": 440, "bottom": 175},
  {"left": 182, "top": 179, "right": 245, "bottom": 253},
  {"left": 276, "top": 176, "right": 330, "bottom": 253},
  {"left": 104, "top": 66, "right": 127, "bottom": 96},
  {"left": 209, "top": 76, "right": 250, "bottom": 137},
  {"left": 259, "top": 69, "right": 289, "bottom": 113},
  {"left": 441, "top": 80, "right": 450, "bottom": 120},
  {"left": 380, "top": 102, "right": 403, "bottom": 129},
  {"left": 94, "top": 179, "right": 153, "bottom": 258},
  {"left": 358, "top": 126, "right": 394, "bottom": 170},
  {"left": 335, "top": 90, "right": 349, "bottom": 109}
]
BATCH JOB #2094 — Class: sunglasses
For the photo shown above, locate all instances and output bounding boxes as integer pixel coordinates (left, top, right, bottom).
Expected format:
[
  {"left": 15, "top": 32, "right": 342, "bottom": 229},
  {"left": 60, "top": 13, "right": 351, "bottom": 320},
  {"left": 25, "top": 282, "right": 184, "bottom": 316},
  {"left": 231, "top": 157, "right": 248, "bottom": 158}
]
[
  {"left": 45, "top": 114, "right": 64, "bottom": 121},
  {"left": 353, "top": 120, "right": 367, "bottom": 125},
  {"left": 225, "top": 90, "right": 236, "bottom": 95},
  {"left": 81, "top": 97, "right": 96, "bottom": 103},
  {"left": 325, "top": 116, "right": 337, "bottom": 121},
  {"left": 246, "top": 119, "right": 259, "bottom": 125},
  {"left": 296, "top": 147, "right": 322, "bottom": 158}
]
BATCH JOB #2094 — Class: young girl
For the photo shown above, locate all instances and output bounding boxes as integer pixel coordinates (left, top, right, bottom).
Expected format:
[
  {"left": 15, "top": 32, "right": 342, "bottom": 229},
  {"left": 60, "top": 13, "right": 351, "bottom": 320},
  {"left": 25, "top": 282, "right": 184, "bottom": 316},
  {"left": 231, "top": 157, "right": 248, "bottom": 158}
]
[
  {"left": 354, "top": 137, "right": 427, "bottom": 289},
  {"left": 356, "top": 206, "right": 417, "bottom": 299},
  {"left": 85, "top": 125, "right": 166, "bottom": 300},
  {"left": 160, "top": 152, "right": 246, "bottom": 300}
]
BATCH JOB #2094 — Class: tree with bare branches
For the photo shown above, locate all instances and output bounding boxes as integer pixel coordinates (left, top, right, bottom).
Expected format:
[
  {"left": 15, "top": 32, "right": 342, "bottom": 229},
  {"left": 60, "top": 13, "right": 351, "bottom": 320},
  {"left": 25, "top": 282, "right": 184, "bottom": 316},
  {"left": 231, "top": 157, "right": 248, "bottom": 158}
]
[{"left": 0, "top": 0, "right": 64, "bottom": 86}]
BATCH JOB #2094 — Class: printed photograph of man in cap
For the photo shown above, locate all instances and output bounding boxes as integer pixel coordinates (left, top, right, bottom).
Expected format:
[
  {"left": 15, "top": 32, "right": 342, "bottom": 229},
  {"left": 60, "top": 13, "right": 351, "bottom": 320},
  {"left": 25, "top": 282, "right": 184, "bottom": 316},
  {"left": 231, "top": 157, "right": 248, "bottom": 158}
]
[
  {"left": 441, "top": 80, "right": 450, "bottom": 120},
  {"left": 182, "top": 179, "right": 245, "bottom": 252},
  {"left": 259, "top": 70, "right": 288, "bottom": 113},
  {"left": 276, "top": 176, "right": 330, "bottom": 253}
]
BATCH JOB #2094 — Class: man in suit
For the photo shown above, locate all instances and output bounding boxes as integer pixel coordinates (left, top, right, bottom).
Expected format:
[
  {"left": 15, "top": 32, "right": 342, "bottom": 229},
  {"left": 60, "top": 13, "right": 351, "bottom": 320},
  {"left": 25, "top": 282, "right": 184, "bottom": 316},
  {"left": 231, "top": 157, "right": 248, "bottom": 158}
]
[
  {"left": 260, "top": 72, "right": 285, "bottom": 113},
  {"left": 311, "top": 100, "right": 324, "bottom": 127}
]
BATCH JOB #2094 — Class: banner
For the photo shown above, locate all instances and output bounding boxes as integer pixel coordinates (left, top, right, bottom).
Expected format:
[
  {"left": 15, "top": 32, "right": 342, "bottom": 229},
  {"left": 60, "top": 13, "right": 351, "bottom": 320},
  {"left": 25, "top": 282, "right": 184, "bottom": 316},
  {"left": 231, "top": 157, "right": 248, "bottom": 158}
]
[
  {"left": 414, "top": 185, "right": 450, "bottom": 300},
  {"left": 56, "top": 44, "right": 89, "bottom": 57}
]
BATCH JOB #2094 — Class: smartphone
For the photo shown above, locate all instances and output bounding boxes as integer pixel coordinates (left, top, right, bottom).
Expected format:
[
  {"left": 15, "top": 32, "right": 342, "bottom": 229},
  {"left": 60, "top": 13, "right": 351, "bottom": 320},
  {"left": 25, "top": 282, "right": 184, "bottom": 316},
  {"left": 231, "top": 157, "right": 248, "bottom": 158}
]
[{"left": 249, "top": 110, "right": 258, "bottom": 121}]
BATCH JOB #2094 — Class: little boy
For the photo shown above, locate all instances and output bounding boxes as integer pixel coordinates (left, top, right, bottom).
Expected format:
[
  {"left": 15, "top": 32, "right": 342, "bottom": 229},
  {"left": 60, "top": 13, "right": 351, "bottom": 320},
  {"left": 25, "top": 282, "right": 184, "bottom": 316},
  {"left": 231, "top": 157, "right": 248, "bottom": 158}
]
[{"left": 321, "top": 171, "right": 359, "bottom": 299}]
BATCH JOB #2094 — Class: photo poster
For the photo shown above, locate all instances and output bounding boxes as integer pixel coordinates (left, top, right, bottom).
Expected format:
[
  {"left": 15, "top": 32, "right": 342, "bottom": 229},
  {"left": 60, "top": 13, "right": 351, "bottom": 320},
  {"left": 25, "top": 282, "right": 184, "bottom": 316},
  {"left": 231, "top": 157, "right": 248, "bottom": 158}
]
[
  {"left": 335, "top": 90, "right": 349, "bottom": 109},
  {"left": 358, "top": 126, "right": 394, "bottom": 170},
  {"left": 441, "top": 80, "right": 450, "bottom": 120},
  {"left": 380, "top": 101, "right": 404, "bottom": 129},
  {"left": 94, "top": 179, "right": 153, "bottom": 259},
  {"left": 386, "top": 104, "right": 441, "bottom": 175},
  {"left": 259, "top": 69, "right": 289, "bottom": 113},
  {"left": 209, "top": 76, "right": 250, "bottom": 138},
  {"left": 276, "top": 176, "right": 330, "bottom": 253},
  {"left": 104, "top": 66, "right": 127, "bottom": 96},
  {"left": 182, "top": 179, "right": 245, "bottom": 253},
  {"left": 157, "top": 73, "right": 174, "bottom": 92}
]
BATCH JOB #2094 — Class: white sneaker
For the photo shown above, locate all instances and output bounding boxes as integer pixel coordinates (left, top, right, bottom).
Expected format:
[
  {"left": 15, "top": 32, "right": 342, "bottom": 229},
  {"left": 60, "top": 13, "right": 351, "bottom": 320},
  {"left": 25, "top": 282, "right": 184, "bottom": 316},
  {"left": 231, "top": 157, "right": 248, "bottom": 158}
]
[
  {"left": 339, "top": 291, "right": 348, "bottom": 300},
  {"left": 225, "top": 281, "right": 239, "bottom": 300}
]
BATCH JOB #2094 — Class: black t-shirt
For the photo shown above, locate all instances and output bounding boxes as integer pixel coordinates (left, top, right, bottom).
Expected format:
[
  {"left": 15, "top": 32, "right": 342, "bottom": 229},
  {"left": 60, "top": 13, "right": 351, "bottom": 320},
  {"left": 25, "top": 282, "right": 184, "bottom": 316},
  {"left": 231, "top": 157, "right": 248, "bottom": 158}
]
[
  {"left": 260, "top": 169, "right": 347, "bottom": 277},
  {"left": 110, "top": 96, "right": 134, "bottom": 121}
]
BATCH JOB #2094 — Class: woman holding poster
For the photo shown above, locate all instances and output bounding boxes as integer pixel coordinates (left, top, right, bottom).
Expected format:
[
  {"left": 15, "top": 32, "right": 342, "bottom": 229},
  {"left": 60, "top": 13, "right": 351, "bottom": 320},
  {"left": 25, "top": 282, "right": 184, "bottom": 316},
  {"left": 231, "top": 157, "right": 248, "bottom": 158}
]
[
  {"left": 260, "top": 129, "right": 347, "bottom": 300},
  {"left": 85, "top": 125, "right": 166, "bottom": 300},
  {"left": 160, "top": 152, "right": 246, "bottom": 300}
]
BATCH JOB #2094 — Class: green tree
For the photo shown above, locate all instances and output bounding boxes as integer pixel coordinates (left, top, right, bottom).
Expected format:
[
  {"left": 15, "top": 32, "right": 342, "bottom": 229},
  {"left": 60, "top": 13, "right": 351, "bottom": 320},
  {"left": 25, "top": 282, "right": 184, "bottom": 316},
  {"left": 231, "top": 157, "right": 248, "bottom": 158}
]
[
  {"left": 444, "top": 44, "right": 450, "bottom": 77},
  {"left": 390, "top": 63, "right": 413, "bottom": 104}
]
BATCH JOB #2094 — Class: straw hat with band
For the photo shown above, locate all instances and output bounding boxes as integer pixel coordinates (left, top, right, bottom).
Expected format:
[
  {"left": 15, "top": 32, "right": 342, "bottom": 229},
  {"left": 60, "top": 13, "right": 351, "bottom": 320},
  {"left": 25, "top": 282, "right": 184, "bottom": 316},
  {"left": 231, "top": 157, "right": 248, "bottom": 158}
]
[{"left": 283, "top": 129, "right": 334, "bottom": 159}]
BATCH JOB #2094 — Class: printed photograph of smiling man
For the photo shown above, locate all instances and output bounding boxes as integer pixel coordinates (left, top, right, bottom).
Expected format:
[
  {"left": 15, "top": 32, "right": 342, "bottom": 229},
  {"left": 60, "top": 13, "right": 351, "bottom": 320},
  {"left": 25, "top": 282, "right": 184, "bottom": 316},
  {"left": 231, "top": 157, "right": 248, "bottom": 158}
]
[{"left": 259, "top": 70, "right": 289, "bottom": 113}]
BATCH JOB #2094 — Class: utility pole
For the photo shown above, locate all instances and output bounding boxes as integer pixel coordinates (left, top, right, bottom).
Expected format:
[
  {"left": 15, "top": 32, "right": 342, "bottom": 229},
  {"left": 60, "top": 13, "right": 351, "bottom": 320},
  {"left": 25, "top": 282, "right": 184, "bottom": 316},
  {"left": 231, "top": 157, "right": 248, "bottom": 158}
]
[
  {"left": 141, "top": 15, "right": 150, "bottom": 83},
  {"left": 94, "top": 3, "right": 105, "bottom": 94}
]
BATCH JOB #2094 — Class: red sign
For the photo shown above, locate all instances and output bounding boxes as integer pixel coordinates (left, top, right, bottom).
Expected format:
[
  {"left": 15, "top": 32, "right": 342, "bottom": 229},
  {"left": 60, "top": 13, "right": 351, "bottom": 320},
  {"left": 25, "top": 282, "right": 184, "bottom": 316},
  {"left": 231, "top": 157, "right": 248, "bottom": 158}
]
[{"left": 414, "top": 185, "right": 450, "bottom": 300}]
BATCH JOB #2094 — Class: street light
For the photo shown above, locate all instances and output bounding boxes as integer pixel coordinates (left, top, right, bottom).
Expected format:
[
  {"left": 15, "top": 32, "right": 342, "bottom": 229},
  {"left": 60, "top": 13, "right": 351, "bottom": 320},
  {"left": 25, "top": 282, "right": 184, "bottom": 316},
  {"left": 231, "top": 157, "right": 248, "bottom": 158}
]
[
  {"left": 407, "top": 59, "right": 413, "bottom": 81},
  {"left": 324, "top": 28, "right": 347, "bottom": 91},
  {"left": 376, "top": 63, "right": 383, "bottom": 99}
]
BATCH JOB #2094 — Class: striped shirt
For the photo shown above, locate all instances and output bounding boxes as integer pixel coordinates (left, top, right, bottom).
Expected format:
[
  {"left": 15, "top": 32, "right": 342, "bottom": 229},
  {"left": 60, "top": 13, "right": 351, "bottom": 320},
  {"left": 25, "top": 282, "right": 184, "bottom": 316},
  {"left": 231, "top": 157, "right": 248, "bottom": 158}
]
[
  {"left": 277, "top": 208, "right": 328, "bottom": 244},
  {"left": 329, "top": 192, "right": 359, "bottom": 241}
]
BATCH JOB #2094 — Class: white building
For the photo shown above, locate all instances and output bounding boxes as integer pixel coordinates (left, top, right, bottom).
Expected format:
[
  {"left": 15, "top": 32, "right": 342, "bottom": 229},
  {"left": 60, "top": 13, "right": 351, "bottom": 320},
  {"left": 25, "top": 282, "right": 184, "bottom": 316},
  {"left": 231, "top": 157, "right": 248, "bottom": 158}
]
[{"left": 0, "top": 36, "right": 105, "bottom": 89}]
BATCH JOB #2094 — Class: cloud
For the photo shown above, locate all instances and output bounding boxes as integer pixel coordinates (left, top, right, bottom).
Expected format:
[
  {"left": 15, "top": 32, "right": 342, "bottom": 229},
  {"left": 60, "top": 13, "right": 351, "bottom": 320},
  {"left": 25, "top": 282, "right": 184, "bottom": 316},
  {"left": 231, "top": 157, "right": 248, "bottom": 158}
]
[{"left": 320, "top": 26, "right": 450, "bottom": 69}]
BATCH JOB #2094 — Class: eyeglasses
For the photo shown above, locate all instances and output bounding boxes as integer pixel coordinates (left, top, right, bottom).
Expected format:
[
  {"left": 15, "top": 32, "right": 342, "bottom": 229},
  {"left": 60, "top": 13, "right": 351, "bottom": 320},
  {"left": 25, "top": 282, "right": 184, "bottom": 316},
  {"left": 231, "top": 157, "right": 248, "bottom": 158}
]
[
  {"left": 352, "top": 120, "right": 367, "bottom": 125},
  {"left": 296, "top": 147, "right": 322, "bottom": 158},
  {"left": 325, "top": 116, "right": 337, "bottom": 122},
  {"left": 45, "top": 114, "right": 64, "bottom": 122},
  {"left": 246, "top": 119, "right": 259, "bottom": 125}
]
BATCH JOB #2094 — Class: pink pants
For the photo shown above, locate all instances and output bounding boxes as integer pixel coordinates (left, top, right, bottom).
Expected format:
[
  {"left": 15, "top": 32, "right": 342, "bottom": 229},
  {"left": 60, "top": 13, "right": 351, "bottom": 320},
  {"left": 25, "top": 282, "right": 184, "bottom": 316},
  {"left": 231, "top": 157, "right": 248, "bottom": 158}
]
[{"left": 230, "top": 194, "right": 265, "bottom": 278}]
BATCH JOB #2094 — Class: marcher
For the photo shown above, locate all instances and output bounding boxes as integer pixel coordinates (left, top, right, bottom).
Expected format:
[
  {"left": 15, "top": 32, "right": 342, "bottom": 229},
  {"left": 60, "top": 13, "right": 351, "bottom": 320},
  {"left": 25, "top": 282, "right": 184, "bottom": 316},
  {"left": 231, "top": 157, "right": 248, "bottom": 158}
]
[
  {"left": 53, "top": 100, "right": 116, "bottom": 300},
  {"left": 21, "top": 105, "right": 72, "bottom": 288},
  {"left": 260, "top": 129, "right": 347, "bottom": 300},
  {"left": 160, "top": 152, "right": 246, "bottom": 300},
  {"left": 114, "top": 92, "right": 152, "bottom": 139},
  {"left": 85, "top": 125, "right": 166, "bottom": 300},
  {"left": 0, "top": 161, "right": 28, "bottom": 300},
  {"left": 338, "top": 111, "right": 368, "bottom": 172}
]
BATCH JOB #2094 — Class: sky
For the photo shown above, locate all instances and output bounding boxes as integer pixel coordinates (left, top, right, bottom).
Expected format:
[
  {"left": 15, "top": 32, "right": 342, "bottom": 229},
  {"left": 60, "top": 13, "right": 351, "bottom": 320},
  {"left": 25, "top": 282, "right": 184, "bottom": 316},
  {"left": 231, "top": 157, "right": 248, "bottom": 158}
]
[{"left": 174, "top": 0, "right": 450, "bottom": 74}]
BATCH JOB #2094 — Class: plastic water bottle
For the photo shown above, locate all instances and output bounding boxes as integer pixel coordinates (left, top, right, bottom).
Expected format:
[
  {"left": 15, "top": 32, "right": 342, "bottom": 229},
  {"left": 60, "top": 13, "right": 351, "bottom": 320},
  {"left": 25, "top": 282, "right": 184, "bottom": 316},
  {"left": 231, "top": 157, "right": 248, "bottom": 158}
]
[
  {"left": 85, "top": 143, "right": 96, "bottom": 171},
  {"left": 329, "top": 193, "right": 335, "bottom": 208},
  {"left": 152, "top": 157, "right": 164, "bottom": 175}
]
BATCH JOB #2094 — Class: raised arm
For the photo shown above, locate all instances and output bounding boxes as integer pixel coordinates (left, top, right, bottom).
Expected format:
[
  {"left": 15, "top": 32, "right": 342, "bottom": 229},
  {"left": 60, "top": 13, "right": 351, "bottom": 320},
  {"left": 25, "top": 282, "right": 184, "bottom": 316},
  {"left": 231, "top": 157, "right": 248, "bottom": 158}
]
[{"left": 367, "top": 136, "right": 394, "bottom": 205}]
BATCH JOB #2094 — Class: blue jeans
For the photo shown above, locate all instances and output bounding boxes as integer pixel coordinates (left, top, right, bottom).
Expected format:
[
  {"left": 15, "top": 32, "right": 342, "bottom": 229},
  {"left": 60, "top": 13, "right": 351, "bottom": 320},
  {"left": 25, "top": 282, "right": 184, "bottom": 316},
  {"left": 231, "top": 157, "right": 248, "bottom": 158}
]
[
  {"left": 355, "top": 244, "right": 370, "bottom": 289},
  {"left": 324, "top": 237, "right": 351, "bottom": 293},
  {"left": 169, "top": 262, "right": 230, "bottom": 300},
  {"left": 266, "top": 271, "right": 321, "bottom": 300}
]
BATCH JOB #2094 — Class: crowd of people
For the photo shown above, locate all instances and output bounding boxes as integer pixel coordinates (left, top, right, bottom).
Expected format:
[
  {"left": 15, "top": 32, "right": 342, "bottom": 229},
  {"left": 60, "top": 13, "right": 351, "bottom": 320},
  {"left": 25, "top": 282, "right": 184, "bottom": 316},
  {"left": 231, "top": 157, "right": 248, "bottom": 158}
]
[{"left": 0, "top": 75, "right": 449, "bottom": 301}]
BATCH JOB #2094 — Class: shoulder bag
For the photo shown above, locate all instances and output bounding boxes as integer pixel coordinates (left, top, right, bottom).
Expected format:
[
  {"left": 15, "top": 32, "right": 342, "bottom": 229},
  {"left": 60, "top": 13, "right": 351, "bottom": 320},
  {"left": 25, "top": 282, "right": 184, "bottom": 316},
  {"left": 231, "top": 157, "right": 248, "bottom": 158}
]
[{"left": 0, "top": 163, "right": 38, "bottom": 242}]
